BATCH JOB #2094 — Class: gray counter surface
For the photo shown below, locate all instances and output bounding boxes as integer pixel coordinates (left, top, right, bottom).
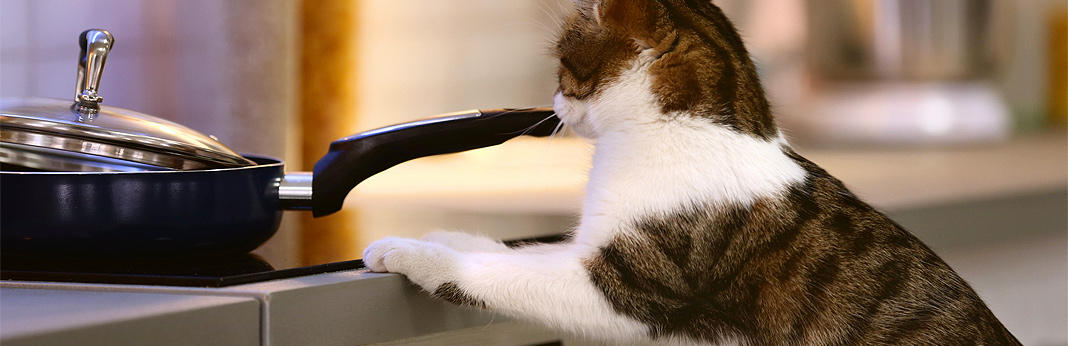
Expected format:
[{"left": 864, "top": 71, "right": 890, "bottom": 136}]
[
  {"left": 1, "top": 288, "right": 260, "bottom": 346},
  {"left": 1, "top": 270, "right": 519, "bottom": 346}
]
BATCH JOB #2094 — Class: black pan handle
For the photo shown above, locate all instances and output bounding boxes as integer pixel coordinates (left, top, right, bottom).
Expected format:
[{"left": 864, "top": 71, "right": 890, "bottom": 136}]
[{"left": 310, "top": 107, "right": 560, "bottom": 217}]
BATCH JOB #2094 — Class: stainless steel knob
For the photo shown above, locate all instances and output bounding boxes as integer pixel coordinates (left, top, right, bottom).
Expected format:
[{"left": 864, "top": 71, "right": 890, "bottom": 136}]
[{"left": 75, "top": 29, "right": 114, "bottom": 113}]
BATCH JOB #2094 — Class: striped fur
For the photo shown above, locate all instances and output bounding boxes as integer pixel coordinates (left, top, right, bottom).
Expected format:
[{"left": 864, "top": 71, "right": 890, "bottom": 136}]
[
  {"left": 583, "top": 150, "right": 1020, "bottom": 344},
  {"left": 363, "top": 0, "right": 1021, "bottom": 344}
]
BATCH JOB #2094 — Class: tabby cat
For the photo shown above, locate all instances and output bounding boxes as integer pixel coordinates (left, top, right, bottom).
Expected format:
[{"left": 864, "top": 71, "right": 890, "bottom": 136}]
[{"left": 363, "top": 0, "right": 1022, "bottom": 344}]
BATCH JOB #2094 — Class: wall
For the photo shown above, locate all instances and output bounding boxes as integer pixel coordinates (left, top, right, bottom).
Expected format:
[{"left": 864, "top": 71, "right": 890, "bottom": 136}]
[{"left": 353, "top": 0, "right": 567, "bottom": 129}]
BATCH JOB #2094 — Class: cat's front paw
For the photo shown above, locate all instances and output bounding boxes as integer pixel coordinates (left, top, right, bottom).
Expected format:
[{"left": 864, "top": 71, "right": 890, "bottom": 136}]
[
  {"left": 362, "top": 237, "right": 461, "bottom": 290},
  {"left": 420, "top": 231, "right": 511, "bottom": 253}
]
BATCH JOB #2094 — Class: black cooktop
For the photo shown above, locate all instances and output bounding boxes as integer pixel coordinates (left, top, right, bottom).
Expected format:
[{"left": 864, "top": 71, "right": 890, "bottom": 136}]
[
  {"left": 0, "top": 254, "right": 366, "bottom": 288},
  {"left": 0, "top": 234, "right": 565, "bottom": 288}
]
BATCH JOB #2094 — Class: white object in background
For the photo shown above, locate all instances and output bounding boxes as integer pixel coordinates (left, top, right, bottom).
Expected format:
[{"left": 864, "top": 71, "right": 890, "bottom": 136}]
[{"left": 790, "top": 81, "right": 1011, "bottom": 146}]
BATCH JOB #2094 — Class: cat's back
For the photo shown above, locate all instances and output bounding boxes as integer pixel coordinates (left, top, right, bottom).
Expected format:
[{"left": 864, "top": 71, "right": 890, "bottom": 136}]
[
  {"left": 758, "top": 151, "right": 1022, "bottom": 345},
  {"left": 584, "top": 150, "right": 1021, "bottom": 346}
]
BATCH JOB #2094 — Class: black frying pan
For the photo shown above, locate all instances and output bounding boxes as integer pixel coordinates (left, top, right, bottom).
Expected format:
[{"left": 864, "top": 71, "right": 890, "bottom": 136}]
[{"left": 0, "top": 108, "right": 560, "bottom": 258}]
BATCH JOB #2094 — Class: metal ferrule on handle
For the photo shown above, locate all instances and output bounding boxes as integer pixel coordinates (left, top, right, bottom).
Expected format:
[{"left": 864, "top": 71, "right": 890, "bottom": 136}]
[{"left": 278, "top": 172, "right": 314, "bottom": 210}]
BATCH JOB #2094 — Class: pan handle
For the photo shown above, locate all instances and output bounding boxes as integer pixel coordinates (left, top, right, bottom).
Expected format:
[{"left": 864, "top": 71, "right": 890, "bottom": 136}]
[{"left": 308, "top": 107, "right": 560, "bottom": 217}]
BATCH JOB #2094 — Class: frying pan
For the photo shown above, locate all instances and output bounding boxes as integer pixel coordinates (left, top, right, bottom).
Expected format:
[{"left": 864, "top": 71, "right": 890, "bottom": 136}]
[
  {"left": 1, "top": 106, "right": 560, "bottom": 258},
  {"left": 0, "top": 29, "right": 561, "bottom": 258}
]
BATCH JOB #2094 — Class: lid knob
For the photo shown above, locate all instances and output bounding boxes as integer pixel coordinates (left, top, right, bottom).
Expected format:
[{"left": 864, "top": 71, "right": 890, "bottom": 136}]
[{"left": 75, "top": 29, "right": 113, "bottom": 113}]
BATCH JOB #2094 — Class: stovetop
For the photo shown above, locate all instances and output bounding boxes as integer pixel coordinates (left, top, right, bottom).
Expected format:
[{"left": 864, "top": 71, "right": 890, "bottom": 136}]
[
  {"left": 0, "top": 254, "right": 365, "bottom": 288},
  {"left": 0, "top": 234, "right": 565, "bottom": 288}
]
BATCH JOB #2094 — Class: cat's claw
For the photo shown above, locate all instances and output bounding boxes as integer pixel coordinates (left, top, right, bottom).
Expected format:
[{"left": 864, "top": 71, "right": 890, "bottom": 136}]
[
  {"left": 420, "top": 231, "right": 511, "bottom": 253},
  {"left": 362, "top": 237, "right": 461, "bottom": 290}
]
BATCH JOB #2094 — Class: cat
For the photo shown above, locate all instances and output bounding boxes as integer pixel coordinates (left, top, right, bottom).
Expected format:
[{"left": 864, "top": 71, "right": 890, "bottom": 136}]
[{"left": 362, "top": 0, "right": 1022, "bottom": 345}]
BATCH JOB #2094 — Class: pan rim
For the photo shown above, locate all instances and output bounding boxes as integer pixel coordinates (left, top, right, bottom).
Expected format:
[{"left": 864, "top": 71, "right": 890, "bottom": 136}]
[{"left": 0, "top": 154, "right": 284, "bottom": 175}]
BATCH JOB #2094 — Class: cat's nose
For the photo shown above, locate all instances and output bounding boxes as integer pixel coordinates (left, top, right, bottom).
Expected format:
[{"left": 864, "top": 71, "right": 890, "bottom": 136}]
[{"left": 552, "top": 92, "right": 569, "bottom": 116}]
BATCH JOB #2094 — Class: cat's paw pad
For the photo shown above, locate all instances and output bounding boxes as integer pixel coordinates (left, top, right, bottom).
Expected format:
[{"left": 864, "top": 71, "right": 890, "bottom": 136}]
[
  {"left": 420, "top": 231, "right": 510, "bottom": 253},
  {"left": 362, "top": 237, "right": 459, "bottom": 289}
]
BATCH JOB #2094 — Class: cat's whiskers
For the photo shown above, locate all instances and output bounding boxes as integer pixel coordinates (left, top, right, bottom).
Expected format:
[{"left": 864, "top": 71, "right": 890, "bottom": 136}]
[
  {"left": 508, "top": 1, "right": 566, "bottom": 49},
  {"left": 502, "top": 21, "right": 560, "bottom": 43},
  {"left": 496, "top": 112, "right": 561, "bottom": 138},
  {"left": 549, "top": 116, "right": 568, "bottom": 141},
  {"left": 535, "top": 0, "right": 566, "bottom": 29},
  {"left": 481, "top": 108, "right": 524, "bottom": 118},
  {"left": 511, "top": 112, "right": 566, "bottom": 166}
]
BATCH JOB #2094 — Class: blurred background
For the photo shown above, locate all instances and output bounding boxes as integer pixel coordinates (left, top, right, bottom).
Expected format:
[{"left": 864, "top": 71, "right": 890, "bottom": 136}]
[{"left": 1, "top": 0, "right": 1065, "bottom": 344}]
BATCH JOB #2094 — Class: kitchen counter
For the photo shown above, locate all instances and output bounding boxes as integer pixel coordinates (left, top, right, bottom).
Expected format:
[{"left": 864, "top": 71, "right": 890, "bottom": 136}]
[
  {"left": 1, "top": 271, "right": 561, "bottom": 346},
  {"left": 2, "top": 132, "right": 1065, "bottom": 346},
  {"left": 0, "top": 288, "right": 259, "bottom": 346}
]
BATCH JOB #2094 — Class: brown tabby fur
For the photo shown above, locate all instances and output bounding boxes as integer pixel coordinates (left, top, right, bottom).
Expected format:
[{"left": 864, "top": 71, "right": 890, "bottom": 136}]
[
  {"left": 556, "top": 0, "right": 776, "bottom": 139},
  {"left": 555, "top": 0, "right": 1022, "bottom": 344}
]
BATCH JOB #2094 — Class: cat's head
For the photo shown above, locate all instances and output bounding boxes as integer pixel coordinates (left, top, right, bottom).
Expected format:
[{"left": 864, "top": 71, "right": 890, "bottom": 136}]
[{"left": 552, "top": 0, "right": 776, "bottom": 140}]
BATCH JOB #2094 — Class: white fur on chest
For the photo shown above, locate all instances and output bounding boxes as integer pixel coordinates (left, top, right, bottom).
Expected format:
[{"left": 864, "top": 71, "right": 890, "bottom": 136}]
[{"left": 556, "top": 59, "right": 808, "bottom": 247}]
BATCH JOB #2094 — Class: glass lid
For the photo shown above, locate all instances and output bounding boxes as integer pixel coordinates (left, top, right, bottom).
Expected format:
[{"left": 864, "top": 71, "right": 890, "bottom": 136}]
[
  {"left": 0, "top": 98, "right": 257, "bottom": 171},
  {"left": 0, "top": 29, "right": 255, "bottom": 172}
]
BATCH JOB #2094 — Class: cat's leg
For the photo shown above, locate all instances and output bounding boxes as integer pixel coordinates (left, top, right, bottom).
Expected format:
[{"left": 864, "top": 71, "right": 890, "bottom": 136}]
[
  {"left": 362, "top": 239, "right": 648, "bottom": 341},
  {"left": 418, "top": 231, "right": 512, "bottom": 253}
]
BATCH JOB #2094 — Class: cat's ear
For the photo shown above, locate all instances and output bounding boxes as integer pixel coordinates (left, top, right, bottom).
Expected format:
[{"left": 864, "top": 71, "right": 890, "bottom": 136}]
[
  {"left": 573, "top": 0, "right": 649, "bottom": 31},
  {"left": 571, "top": 0, "right": 603, "bottom": 25},
  {"left": 573, "top": 0, "right": 662, "bottom": 52}
]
